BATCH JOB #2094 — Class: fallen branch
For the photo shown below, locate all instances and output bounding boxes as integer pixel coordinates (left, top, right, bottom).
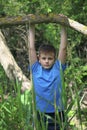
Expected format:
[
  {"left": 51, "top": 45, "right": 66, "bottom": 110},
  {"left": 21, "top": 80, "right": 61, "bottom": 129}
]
[
  {"left": 0, "top": 30, "right": 31, "bottom": 92},
  {"left": 0, "top": 14, "right": 87, "bottom": 35}
]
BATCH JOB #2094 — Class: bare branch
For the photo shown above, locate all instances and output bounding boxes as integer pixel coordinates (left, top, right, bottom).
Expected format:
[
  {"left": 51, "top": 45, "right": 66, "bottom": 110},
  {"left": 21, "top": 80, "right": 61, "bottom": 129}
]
[
  {"left": 0, "top": 14, "right": 87, "bottom": 35},
  {"left": 0, "top": 30, "right": 31, "bottom": 92}
]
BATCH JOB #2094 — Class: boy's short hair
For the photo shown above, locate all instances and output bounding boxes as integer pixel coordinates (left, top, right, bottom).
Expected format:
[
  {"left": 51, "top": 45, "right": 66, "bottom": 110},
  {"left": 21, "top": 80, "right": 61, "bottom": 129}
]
[{"left": 38, "top": 44, "right": 56, "bottom": 57}]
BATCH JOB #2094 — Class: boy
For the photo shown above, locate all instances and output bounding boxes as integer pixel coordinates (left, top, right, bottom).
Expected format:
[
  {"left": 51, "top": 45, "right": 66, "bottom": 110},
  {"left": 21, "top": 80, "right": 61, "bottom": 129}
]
[{"left": 29, "top": 19, "right": 67, "bottom": 130}]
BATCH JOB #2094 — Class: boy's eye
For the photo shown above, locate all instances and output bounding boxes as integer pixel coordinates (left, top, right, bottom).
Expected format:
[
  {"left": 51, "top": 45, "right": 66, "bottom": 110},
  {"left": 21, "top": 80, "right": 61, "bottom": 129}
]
[
  {"left": 48, "top": 58, "right": 53, "bottom": 60},
  {"left": 41, "top": 57, "right": 53, "bottom": 60},
  {"left": 42, "top": 57, "right": 46, "bottom": 60}
]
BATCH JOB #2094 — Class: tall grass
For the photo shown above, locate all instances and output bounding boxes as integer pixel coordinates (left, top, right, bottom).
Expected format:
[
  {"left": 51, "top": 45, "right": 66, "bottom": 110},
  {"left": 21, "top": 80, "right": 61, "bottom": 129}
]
[
  {"left": 0, "top": 82, "right": 33, "bottom": 130},
  {"left": 0, "top": 64, "right": 87, "bottom": 130}
]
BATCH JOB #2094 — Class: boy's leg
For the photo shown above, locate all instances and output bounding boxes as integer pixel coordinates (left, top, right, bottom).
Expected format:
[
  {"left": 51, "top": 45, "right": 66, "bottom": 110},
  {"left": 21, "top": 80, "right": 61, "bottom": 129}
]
[
  {"left": 45, "top": 111, "right": 65, "bottom": 130},
  {"left": 37, "top": 111, "right": 65, "bottom": 130},
  {"left": 47, "top": 123, "right": 60, "bottom": 130}
]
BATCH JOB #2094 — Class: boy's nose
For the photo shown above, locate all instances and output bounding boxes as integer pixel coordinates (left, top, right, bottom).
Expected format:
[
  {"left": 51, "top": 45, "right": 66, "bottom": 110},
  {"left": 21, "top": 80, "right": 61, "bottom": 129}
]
[{"left": 45, "top": 59, "right": 48, "bottom": 62}]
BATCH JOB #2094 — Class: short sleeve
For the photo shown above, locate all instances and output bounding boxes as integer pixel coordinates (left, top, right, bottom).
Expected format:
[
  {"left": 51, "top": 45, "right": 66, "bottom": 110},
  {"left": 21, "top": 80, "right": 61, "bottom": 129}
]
[
  {"left": 31, "top": 61, "right": 40, "bottom": 72},
  {"left": 55, "top": 60, "right": 67, "bottom": 71}
]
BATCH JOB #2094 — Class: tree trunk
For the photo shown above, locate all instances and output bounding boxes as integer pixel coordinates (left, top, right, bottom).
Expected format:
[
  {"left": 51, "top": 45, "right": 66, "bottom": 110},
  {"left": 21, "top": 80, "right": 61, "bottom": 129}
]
[
  {"left": 0, "top": 14, "right": 87, "bottom": 35},
  {"left": 0, "top": 30, "right": 31, "bottom": 92}
]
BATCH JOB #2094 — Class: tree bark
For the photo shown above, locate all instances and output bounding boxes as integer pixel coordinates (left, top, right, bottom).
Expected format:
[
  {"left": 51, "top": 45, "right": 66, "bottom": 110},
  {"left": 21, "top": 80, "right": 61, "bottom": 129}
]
[
  {"left": 0, "top": 14, "right": 87, "bottom": 35},
  {"left": 0, "top": 30, "right": 31, "bottom": 92}
]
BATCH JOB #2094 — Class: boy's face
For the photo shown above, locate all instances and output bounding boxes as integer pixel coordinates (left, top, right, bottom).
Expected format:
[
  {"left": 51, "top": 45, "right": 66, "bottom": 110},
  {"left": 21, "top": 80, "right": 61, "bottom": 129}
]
[{"left": 39, "top": 52, "right": 55, "bottom": 69}]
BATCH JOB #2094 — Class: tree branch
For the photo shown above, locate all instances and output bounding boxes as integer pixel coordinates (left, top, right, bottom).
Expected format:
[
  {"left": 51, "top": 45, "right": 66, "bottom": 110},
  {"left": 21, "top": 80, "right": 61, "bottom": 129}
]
[
  {"left": 0, "top": 14, "right": 87, "bottom": 35},
  {"left": 0, "top": 30, "right": 31, "bottom": 92}
]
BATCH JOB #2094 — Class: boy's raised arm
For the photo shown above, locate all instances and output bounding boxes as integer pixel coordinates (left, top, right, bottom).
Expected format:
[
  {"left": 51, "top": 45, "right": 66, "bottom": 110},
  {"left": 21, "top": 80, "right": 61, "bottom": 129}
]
[
  {"left": 58, "top": 25, "right": 67, "bottom": 64},
  {"left": 29, "top": 24, "right": 37, "bottom": 65}
]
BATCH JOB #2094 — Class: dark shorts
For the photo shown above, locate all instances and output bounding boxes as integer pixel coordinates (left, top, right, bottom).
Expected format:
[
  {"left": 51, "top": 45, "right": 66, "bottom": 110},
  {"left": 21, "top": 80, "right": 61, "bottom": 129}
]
[{"left": 37, "top": 111, "right": 66, "bottom": 130}]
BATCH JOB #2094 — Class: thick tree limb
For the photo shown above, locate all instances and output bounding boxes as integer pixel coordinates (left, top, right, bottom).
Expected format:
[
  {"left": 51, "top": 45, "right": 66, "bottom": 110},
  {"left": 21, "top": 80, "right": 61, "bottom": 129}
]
[
  {"left": 0, "top": 14, "right": 87, "bottom": 35},
  {"left": 0, "top": 30, "right": 31, "bottom": 92}
]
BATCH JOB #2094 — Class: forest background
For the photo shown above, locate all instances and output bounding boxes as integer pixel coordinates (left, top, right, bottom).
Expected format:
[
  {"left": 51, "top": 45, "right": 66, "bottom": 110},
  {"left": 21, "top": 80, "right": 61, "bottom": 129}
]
[{"left": 0, "top": 0, "right": 87, "bottom": 130}]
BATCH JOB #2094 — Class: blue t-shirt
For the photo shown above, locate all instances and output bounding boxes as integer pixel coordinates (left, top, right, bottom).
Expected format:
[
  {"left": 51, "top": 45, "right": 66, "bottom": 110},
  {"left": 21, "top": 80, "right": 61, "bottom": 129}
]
[{"left": 31, "top": 60, "right": 66, "bottom": 113}]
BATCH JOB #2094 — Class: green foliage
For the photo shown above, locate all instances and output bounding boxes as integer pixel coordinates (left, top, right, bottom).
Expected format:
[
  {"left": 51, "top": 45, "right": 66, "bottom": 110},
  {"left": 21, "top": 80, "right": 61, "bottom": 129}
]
[
  {"left": 0, "top": 0, "right": 87, "bottom": 129},
  {"left": 0, "top": 83, "right": 32, "bottom": 130},
  {"left": 0, "top": 66, "right": 10, "bottom": 93}
]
